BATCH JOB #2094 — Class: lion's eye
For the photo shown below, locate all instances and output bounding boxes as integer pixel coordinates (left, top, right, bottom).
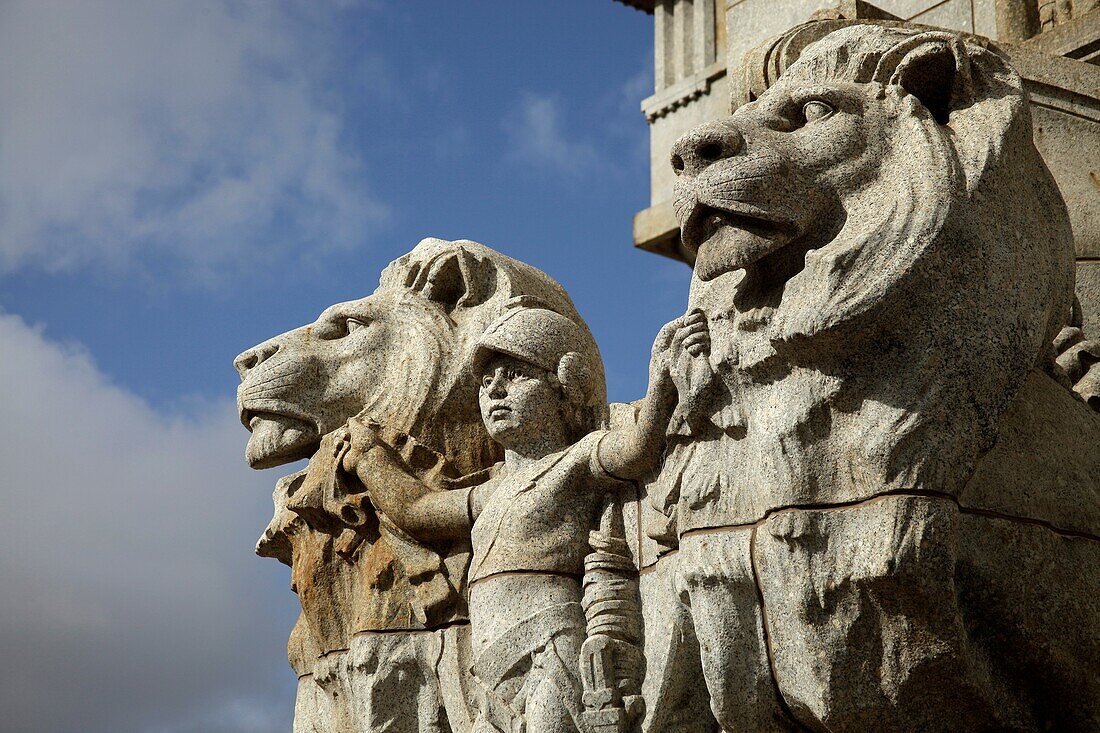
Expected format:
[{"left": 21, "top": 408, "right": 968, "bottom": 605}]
[
  {"left": 802, "top": 100, "right": 834, "bottom": 123},
  {"left": 345, "top": 318, "right": 369, "bottom": 335}
]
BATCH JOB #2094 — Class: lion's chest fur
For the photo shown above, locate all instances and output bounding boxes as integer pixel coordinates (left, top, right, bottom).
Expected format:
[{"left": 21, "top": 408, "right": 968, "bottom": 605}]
[
  {"left": 667, "top": 364, "right": 905, "bottom": 533},
  {"left": 664, "top": 305, "right": 979, "bottom": 534}
]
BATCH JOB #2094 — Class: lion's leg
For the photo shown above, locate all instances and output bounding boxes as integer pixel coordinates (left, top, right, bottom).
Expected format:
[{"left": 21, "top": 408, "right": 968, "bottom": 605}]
[
  {"left": 316, "top": 632, "right": 450, "bottom": 733},
  {"left": 436, "top": 624, "right": 476, "bottom": 733},
  {"left": 640, "top": 553, "right": 720, "bottom": 733},
  {"left": 954, "top": 512, "right": 1100, "bottom": 732},
  {"left": 678, "top": 530, "right": 797, "bottom": 733},
  {"left": 753, "top": 495, "right": 1031, "bottom": 733}
]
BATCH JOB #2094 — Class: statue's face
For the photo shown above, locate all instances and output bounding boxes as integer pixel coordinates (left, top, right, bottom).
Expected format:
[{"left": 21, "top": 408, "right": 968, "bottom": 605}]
[{"left": 478, "top": 354, "right": 566, "bottom": 450}]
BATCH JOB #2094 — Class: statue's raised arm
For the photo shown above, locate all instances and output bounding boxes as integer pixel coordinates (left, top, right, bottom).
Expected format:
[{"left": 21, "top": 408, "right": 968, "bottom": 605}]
[{"left": 596, "top": 309, "right": 710, "bottom": 481}]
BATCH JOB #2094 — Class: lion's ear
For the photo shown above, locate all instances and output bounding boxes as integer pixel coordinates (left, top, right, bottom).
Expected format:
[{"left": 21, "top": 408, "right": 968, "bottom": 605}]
[
  {"left": 407, "top": 248, "right": 494, "bottom": 313},
  {"left": 874, "top": 32, "right": 1026, "bottom": 193},
  {"left": 873, "top": 32, "right": 972, "bottom": 124}
]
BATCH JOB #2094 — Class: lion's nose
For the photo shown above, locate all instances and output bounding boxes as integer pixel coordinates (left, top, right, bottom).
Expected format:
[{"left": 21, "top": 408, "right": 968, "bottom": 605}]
[
  {"left": 234, "top": 340, "right": 280, "bottom": 379},
  {"left": 670, "top": 121, "right": 744, "bottom": 177}
]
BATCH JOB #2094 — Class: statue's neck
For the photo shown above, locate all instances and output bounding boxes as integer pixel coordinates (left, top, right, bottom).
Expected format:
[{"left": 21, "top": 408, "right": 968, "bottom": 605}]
[{"left": 502, "top": 434, "right": 571, "bottom": 473}]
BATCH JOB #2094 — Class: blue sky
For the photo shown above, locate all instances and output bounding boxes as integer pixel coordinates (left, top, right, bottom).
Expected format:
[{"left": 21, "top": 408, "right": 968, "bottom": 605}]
[
  {"left": 0, "top": 2, "right": 692, "bottom": 732},
  {"left": 2, "top": 1, "right": 686, "bottom": 408}
]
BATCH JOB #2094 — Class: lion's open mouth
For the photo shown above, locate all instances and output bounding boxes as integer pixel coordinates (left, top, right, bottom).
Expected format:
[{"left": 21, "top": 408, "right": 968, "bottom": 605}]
[
  {"left": 681, "top": 203, "right": 791, "bottom": 255},
  {"left": 238, "top": 403, "right": 315, "bottom": 432},
  {"left": 241, "top": 408, "right": 276, "bottom": 431},
  {"left": 240, "top": 406, "right": 320, "bottom": 469}
]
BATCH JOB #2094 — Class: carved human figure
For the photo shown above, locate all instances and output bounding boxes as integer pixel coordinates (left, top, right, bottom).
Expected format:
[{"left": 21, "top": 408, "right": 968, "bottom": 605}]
[{"left": 342, "top": 306, "right": 709, "bottom": 733}]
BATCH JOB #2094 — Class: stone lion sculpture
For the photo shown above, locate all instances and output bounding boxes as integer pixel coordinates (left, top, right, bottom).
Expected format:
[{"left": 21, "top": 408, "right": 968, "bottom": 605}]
[
  {"left": 648, "top": 22, "right": 1099, "bottom": 732},
  {"left": 235, "top": 237, "right": 602, "bottom": 733}
]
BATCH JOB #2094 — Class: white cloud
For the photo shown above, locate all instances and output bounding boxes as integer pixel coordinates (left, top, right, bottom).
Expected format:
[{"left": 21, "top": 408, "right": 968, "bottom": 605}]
[
  {"left": 502, "top": 57, "right": 653, "bottom": 180},
  {"left": 0, "top": 312, "right": 298, "bottom": 732},
  {"left": 503, "top": 93, "right": 598, "bottom": 175},
  {"left": 0, "top": 0, "right": 386, "bottom": 282}
]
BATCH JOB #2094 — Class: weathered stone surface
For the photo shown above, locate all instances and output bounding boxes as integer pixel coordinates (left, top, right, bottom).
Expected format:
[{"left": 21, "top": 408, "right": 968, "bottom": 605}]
[
  {"left": 287, "top": 626, "right": 474, "bottom": 733},
  {"left": 962, "top": 368, "right": 1100, "bottom": 526},
  {"left": 238, "top": 238, "right": 605, "bottom": 731},
  {"left": 636, "top": 556, "right": 719, "bottom": 733},
  {"left": 998, "top": 44, "right": 1100, "bottom": 259},
  {"left": 306, "top": 630, "right": 468, "bottom": 733},
  {"left": 753, "top": 495, "right": 1100, "bottom": 730},
  {"left": 657, "top": 22, "right": 1099, "bottom": 731},
  {"left": 236, "top": 17, "right": 1099, "bottom": 733},
  {"left": 1022, "top": 1, "right": 1100, "bottom": 57},
  {"left": 1078, "top": 260, "right": 1100, "bottom": 335}
]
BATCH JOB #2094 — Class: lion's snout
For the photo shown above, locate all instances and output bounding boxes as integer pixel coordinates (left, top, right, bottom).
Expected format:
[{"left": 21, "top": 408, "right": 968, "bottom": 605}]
[
  {"left": 671, "top": 118, "right": 745, "bottom": 179},
  {"left": 234, "top": 338, "right": 282, "bottom": 379},
  {"left": 671, "top": 116, "right": 794, "bottom": 239}
]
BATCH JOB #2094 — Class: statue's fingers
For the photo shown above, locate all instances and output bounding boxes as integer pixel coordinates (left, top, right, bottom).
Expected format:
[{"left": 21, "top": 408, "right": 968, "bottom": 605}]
[
  {"left": 682, "top": 328, "right": 709, "bottom": 344},
  {"left": 674, "top": 326, "right": 706, "bottom": 351},
  {"left": 670, "top": 325, "right": 690, "bottom": 354},
  {"left": 678, "top": 322, "right": 708, "bottom": 339},
  {"left": 340, "top": 447, "right": 361, "bottom": 473},
  {"left": 672, "top": 311, "right": 702, "bottom": 329},
  {"left": 653, "top": 321, "right": 678, "bottom": 353},
  {"left": 683, "top": 333, "right": 710, "bottom": 353},
  {"left": 682, "top": 310, "right": 707, "bottom": 328}
]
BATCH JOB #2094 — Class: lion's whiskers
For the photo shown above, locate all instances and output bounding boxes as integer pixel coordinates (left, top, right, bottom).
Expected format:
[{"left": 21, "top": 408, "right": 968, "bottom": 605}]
[
  {"left": 243, "top": 379, "right": 299, "bottom": 400},
  {"left": 673, "top": 191, "right": 697, "bottom": 223},
  {"left": 242, "top": 365, "right": 300, "bottom": 391}
]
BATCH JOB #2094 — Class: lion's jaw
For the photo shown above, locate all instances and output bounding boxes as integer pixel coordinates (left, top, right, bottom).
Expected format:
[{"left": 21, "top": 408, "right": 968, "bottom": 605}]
[
  {"left": 236, "top": 290, "right": 451, "bottom": 470},
  {"left": 676, "top": 146, "right": 811, "bottom": 283},
  {"left": 236, "top": 331, "right": 323, "bottom": 469},
  {"left": 244, "top": 413, "right": 315, "bottom": 470}
]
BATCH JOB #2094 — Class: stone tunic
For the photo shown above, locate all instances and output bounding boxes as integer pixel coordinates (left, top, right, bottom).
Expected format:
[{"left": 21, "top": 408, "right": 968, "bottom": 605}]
[{"left": 466, "top": 430, "right": 620, "bottom": 584}]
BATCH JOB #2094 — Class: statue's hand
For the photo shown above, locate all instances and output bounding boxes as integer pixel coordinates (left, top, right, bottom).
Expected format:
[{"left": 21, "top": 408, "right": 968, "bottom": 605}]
[
  {"left": 650, "top": 310, "right": 710, "bottom": 400},
  {"left": 340, "top": 416, "right": 385, "bottom": 474},
  {"left": 677, "top": 309, "right": 710, "bottom": 359}
]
